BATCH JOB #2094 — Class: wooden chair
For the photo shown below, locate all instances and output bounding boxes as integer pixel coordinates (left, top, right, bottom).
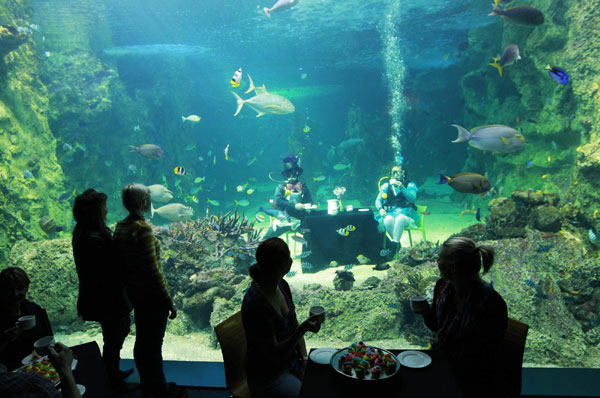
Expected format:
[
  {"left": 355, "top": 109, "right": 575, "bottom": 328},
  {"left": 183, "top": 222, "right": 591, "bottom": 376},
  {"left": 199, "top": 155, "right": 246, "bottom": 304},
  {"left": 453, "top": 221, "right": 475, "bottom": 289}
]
[
  {"left": 214, "top": 311, "right": 250, "bottom": 398},
  {"left": 501, "top": 317, "right": 529, "bottom": 397}
]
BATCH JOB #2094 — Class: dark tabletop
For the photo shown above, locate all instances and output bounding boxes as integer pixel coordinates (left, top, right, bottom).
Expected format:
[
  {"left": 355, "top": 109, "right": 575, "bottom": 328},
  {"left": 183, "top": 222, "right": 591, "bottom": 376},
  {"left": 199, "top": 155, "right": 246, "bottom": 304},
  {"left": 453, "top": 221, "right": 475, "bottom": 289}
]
[
  {"left": 71, "top": 341, "right": 110, "bottom": 398},
  {"left": 300, "top": 349, "right": 462, "bottom": 398},
  {"left": 302, "top": 209, "right": 390, "bottom": 272}
]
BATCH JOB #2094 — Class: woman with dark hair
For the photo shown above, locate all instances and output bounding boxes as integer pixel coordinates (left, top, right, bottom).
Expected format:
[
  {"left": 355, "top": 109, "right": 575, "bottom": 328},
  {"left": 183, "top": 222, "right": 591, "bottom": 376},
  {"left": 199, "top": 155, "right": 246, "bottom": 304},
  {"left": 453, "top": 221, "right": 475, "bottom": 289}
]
[
  {"left": 113, "top": 183, "right": 185, "bottom": 398},
  {"left": 0, "top": 267, "right": 53, "bottom": 369},
  {"left": 242, "top": 237, "right": 322, "bottom": 398},
  {"left": 414, "top": 236, "right": 508, "bottom": 397},
  {"left": 72, "top": 188, "right": 133, "bottom": 390}
]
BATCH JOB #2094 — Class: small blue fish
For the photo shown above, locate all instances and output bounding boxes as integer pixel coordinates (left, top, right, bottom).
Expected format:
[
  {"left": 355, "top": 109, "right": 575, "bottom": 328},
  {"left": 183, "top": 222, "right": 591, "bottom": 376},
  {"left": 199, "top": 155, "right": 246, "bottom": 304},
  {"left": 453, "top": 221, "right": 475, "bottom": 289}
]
[
  {"left": 589, "top": 228, "right": 597, "bottom": 244},
  {"left": 526, "top": 160, "right": 534, "bottom": 167},
  {"left": 285, "top": 271, "right": 297, "bottom": 278},
  {"left": 476, "top": 208, "right": 481, "bottom": 222},
  {"left": 344, "top": 264, "right": 354, "bottom": 270},
  {"left": 23, "top": 170, "right": 33, "bottom": 179},
  {"left": 546, "top": 65, "right": 569, "bottom": 85},
  {"left": 537, "top": 245, "right": 552, "bottom": 253},
  {"left": 379, "top": 249, "right": 391, "bottom": 257},
  {"left": 525, "top": 279, "right": 537, "bottom": 289},
  {"left": 295, "top": 250, "right": 312, "bottom": 259}
]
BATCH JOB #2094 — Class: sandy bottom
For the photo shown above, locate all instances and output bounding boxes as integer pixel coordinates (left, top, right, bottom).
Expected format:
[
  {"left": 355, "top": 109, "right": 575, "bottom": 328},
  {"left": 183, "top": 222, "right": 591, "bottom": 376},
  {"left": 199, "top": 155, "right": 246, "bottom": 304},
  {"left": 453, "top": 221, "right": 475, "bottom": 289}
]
[{"left": 57, "top": 196, "right": 476, "bottom": 362}]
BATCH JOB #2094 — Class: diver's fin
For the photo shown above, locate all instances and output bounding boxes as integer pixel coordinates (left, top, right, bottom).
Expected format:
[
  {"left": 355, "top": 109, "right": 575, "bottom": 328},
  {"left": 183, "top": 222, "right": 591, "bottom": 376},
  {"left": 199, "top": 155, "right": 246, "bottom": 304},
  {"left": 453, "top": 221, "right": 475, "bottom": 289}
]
[
  {"left": 451, "top": 124, "right": 470, "bottom": 143},
  {"left": 489, "top": 61, "right": 503, "bottom": 77},
  {"left": 245, "top": 74, "right": 256, "bottom": 94},
  {"left": 264, "top": 7, "right": 271, "bottom": 18},
  {"left": 231, "top": 91, "right": 245, "bottom": 116}
]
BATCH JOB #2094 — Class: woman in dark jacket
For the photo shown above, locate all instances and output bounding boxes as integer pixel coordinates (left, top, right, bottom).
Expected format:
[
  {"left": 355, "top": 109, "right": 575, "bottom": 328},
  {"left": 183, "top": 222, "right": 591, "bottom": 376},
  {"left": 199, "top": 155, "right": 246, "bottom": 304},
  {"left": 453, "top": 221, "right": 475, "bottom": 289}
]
[{"left": 72, "top": 188, "right": 133, "bottom": 388}]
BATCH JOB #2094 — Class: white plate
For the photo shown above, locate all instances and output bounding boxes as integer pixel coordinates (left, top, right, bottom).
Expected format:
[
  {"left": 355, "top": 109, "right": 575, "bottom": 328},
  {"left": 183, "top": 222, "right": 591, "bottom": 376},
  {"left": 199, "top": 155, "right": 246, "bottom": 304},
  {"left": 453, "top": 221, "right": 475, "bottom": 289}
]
[
  {"left": 22, "top": 353, "right": 46, "bottom": 366},
  {"left": 22, "top": 354, "right": 77, "bottom": 370},
  {"left": 309, "top": 348, "right": 337, "bottom": 365},
  {"left": 60, "top": 384, "right": 85, "bottom": 395},
  {"left": 398, "top": 351, "right": 432, "bottom": 368},
  {"left": 358, "top": 209, "right": 370, "bottom": 212}
]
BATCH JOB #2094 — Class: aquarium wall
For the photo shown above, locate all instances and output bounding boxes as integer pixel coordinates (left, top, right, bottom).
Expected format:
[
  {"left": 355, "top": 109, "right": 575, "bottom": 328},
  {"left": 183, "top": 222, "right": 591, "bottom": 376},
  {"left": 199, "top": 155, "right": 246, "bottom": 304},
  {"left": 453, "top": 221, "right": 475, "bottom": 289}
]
[{"left": 1, "top": 0, "right": 600, "bottom": 367}]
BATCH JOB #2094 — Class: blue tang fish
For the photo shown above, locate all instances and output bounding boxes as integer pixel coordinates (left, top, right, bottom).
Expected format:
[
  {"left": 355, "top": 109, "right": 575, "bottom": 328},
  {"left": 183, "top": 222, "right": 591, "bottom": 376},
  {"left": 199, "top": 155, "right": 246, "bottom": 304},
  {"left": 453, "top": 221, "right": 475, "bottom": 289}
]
[{"left": 546, "top": 65, "right": 569, "bottom": 85}]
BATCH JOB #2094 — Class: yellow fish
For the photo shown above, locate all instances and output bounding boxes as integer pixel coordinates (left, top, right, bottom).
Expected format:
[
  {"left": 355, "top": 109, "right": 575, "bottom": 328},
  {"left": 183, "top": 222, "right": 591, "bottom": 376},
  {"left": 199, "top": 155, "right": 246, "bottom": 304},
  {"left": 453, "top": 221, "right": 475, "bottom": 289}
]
[
  {"left": 345, "top": 225, "right": 356, "bottom": 231},
  {"left": 356, "top": 254, "right": 370, "bottom": 264},
  {"left": 547, "top": 156, "right": 551, "bottom": 163},
  {"left": 329, "top": 260, "right": 338, "bottom": 267},
  {"left": 541, "top": 174, "right": 548, "bottom": 179},
  {"left": 594, "top": 209, "right": 598, "bottom": 218},
  {"left": 236, "top": 185, "right": 244, "bottom": 192},
  {"left": 303, "top": 125, "right": 311, "bottom": 133},
  {"left": 246, "top": 189, "right": 255, "bottom": 195},
  {"left": 336, "top": 228, "right": 349, "bottom": 236}
]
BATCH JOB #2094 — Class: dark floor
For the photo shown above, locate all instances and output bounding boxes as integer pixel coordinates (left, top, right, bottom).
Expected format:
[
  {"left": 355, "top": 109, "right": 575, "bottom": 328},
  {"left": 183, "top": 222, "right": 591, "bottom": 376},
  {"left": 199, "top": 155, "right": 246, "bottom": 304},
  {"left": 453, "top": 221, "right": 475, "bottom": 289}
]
[{"left": 120, "top": 384, "right": 230, "bottom": 398}]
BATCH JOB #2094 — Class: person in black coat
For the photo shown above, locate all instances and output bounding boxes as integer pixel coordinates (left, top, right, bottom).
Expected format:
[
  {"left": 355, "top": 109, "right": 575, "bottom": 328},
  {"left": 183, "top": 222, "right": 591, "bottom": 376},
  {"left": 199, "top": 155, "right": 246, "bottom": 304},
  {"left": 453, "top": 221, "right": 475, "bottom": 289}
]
[
  {"left": 0, "top": 267, "right": 53, "bottom": 370},
  {"left": 72, "top": 188, "right": 133, "bottom": 389}
]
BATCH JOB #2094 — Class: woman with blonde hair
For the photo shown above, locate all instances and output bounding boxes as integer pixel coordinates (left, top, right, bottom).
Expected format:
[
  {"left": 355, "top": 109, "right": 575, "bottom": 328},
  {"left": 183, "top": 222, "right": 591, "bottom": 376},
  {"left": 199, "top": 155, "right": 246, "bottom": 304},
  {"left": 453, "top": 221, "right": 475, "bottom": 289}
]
[
  {"left": 414, "top": 236, "right": 508, "bottom": 397},
  {"left": 113, "top": 183, "right": 186, "bottom": 398}
]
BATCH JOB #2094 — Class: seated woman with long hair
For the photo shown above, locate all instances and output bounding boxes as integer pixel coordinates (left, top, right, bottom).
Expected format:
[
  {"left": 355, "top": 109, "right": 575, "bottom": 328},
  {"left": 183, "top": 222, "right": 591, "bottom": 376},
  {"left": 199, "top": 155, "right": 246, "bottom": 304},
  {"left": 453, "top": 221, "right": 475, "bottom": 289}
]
[
  {"left": 242, "top": 237, "right": 322, "bottom": 398},
  {"left": 415, "top": 236, "right": 508, "bottom": 397}
]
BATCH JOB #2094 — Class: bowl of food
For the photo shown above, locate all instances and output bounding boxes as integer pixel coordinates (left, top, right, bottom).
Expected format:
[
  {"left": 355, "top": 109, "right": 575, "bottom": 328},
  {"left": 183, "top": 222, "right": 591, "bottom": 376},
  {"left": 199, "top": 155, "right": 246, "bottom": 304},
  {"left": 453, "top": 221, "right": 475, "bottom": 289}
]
[{"left": 330, "top": 342, "right": 400, "bottom": 381}]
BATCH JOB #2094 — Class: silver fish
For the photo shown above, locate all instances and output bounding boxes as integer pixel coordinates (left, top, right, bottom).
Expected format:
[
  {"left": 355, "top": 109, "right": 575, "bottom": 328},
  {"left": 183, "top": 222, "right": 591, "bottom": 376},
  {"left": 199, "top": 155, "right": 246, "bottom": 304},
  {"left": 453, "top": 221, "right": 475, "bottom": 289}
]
[
  {"left": 231, "top": 75, "right": 294, "bottom": 117},
  {"left": 291, "top": 235, "right": 307, "bottom": 245},
  {"left": 489, "top": 44, "right": 521, "bottom": 76},
  {"left": 451, "top": 124, "right": 525, "bottom": 153},
  {"left": 295, "top": 250, "right": 312, "bottom": 259},
  {"left": 264, "top": 0, "right": 298, "bottom": 17}
]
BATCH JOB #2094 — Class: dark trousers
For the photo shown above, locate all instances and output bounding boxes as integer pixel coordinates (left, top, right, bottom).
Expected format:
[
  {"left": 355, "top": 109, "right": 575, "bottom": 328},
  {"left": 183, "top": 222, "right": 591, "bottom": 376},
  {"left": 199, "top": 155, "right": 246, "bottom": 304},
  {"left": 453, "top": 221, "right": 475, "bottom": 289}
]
[
  {"left": 100, "top": 314, "right": 131, "bottom": 382},
  {"left": 133, "top": 306, "right": 169, "bottom": 396}
]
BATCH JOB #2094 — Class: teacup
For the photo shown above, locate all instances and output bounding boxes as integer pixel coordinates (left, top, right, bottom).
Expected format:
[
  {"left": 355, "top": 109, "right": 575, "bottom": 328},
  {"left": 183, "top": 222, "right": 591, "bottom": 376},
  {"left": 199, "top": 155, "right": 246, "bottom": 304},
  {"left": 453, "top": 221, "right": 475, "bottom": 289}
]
[
  {"left": 410, "top": 296, "right": 429, "bottom": 312},
  {"left": 309, "top": 305, "right": 326, "bottom": 324},
  {"left": 17, "top": 315, "right": 36, "bottom": 330},
  {"left": 346, "top": 205, "right": 353, "bottom": 212},
  {"left": 34, "top": 336, "right": 55, "bottom": 356}
]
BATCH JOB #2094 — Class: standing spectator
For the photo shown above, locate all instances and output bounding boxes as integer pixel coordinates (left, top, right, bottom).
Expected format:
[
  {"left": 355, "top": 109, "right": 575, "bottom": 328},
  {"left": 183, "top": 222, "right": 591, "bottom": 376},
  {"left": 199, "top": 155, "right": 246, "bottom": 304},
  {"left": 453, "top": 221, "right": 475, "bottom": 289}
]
[
  {"left": 0, "top": 267, "right": 53, "bottom": 370},
  {"left": 72, "top": 188, "right": 133, "bottom": 390},
  {"left": 113, "top": 183, "right": 186, "bottom": 398}
]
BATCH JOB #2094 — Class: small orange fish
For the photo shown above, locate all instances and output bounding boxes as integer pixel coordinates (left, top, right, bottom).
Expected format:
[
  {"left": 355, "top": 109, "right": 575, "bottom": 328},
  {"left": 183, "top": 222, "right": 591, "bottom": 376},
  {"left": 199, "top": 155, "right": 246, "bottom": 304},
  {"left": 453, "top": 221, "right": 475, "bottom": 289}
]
[
  {"left": 541, "top": 174, "right": 548, "bottom": 179},
  {"left": 460, "top": 211, "right": 465, "bottom": 217},
  {"left": 536, "top": 190, "right": 542, "bottom": 194}
]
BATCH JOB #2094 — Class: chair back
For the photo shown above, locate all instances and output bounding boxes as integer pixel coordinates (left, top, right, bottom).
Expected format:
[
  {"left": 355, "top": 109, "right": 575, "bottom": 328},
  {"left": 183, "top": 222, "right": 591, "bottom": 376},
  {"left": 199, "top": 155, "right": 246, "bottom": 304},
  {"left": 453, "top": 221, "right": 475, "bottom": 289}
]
[
  {"left": 501, "top": 317, "right": 529, "bottom": 396},
  {"left": 214, "top": 311, "right": 250, "bottom": 398},
  {"left": 412, "top": 205, "right": 427, "bottom": 229}
]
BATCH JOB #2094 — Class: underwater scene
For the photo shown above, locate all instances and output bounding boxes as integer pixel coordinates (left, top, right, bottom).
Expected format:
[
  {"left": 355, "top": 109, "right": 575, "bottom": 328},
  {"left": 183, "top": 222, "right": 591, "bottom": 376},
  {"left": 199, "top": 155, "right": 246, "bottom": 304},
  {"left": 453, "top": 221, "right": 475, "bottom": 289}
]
[{"left": 1, "top": 0, "right": 600, "bottom": 368}]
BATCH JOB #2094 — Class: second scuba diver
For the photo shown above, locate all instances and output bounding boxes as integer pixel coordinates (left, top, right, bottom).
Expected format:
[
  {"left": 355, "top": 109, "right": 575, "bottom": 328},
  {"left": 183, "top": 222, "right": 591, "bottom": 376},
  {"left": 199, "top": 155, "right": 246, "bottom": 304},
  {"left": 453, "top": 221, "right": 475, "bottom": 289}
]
[
  {"left": 375, "top": 165, "right": 419, "bottom": 244},
  {"left": 261, "top": 155, "right": 314, "bottom": 239}
]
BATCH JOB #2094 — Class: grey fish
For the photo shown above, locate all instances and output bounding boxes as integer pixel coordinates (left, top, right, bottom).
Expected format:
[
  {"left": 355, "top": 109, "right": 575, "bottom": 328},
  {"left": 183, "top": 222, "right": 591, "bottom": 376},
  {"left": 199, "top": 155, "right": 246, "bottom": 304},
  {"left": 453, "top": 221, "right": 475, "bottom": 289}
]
[
  {"left": 489, "top": 44, "right": 521, "bottom": 76},
  {"left": 129, "top": 144, "right": 164, "bottom": 159},
  {"left": 373, "top": 263, "right": 390, "bottom": 271},
  {"left": 344, "top": 264, "right": 354, "bottom": 270},
  {"left": 379, "top": 249, "right": 391, "bottom": 257},
  {"left": 291, "top": 235, "right": 307, "bottom": 245},
  {"left": 285, "top": 271, "right": 297, "bottom": 278},
  {"left": 336, "top": 270, "right": 355, "bottom": 282},
  {"left": 451, "top": 124, "right": 525, "bottom": 153},
  {"left": 232, "top": 75, "right": 294, "bottom": 117},
  {"left": 438, "top": 173, "right": 491, "bottom": 194},
  {"left": 302, "top": 262, "right": 312, "bottom": 269},
  {"left": 295, "top": 250, "right": 312, "bottom": 259},
  {"left": 151, "top": 203, "right": 193, "bottom": 222},
  {"left": 264, "top": 0, "right": 298, "bottom": 17},
  {"left": 489, "top": 5, "right": 544, "bottom": 26},
  {"left": 337, "top": 138, "right": 364, "bottom": 149}
]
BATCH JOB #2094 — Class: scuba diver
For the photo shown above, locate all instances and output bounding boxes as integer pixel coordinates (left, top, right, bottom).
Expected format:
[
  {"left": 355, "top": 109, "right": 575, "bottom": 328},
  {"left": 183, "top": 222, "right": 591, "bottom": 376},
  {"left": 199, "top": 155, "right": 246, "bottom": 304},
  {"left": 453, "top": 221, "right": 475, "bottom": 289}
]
[
  {"left": 260, "top": 155, "right": 314, "bottom": 239},
  {"left": 375, "top": 165, "right": 418, "bottom": 244}
]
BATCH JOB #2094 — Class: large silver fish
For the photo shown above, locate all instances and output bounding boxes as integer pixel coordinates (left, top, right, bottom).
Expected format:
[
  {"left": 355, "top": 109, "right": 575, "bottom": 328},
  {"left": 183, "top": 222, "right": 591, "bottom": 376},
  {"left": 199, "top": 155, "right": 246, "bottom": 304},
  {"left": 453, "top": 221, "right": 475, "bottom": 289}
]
[
  {"left": 147, "top": 184, "right": 173, "bottom": 203},
  {"left": 151, "top": 203, "right": 193, "bottom": 222},
  {"left": 231, "top": 75, "right": 294, "bottom": 117},
  {"left": 264, "top": 0, "right": 298, "bottom": 18},
  {"left": 451, "top": 124, "right": 525, "bottom": 153}
]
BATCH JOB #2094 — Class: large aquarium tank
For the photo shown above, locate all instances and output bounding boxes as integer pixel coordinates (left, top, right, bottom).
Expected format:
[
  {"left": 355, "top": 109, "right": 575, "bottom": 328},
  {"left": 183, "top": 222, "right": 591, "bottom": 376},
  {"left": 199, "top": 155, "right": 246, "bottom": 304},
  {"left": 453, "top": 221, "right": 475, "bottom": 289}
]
[{"left": 1, "top": 0, "right": 599, "bottom": 368}]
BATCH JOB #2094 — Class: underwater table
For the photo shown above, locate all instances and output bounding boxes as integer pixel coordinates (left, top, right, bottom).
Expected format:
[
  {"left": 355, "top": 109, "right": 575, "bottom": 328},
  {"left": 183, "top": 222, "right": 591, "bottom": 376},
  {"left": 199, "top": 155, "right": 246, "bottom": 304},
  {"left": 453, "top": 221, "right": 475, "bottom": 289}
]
[
  {"left": 300, "top": 349, "right": 462, "bottom": 398},
  {"left": 301, "top": 208, "right": 388, "bottom": 272}
]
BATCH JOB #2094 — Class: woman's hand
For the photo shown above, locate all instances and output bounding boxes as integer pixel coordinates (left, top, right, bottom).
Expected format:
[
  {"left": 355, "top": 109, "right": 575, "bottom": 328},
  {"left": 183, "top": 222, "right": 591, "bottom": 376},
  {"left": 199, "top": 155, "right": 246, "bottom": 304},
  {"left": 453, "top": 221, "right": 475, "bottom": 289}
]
[
  {"left": 301, "top": 314, "right": 322, "bottom": 334},
  {"left": 168, "top": 303, "right": 178, "bottom": 319},
  {"left": 379, "top": 208, "right": 386, "bottom": 217},
  {"left": 49, "top": 342, "right": 74, "bottom": 374}
]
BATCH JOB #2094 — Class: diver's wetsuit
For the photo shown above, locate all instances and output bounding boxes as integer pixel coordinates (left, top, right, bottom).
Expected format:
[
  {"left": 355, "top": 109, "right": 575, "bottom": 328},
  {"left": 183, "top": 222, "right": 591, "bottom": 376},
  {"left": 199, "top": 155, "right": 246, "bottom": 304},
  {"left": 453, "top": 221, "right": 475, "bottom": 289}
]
[
  {"left": 375, "top": 180, "right": 418, "bottom": 243},
  {"left": 263, "top": 180, "right": 313, "bottom": 239}
]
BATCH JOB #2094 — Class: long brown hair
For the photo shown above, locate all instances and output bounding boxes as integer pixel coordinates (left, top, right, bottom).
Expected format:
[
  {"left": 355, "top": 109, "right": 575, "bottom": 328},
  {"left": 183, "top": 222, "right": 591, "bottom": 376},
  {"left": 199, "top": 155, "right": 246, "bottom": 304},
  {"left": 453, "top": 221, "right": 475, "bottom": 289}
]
[
  {"left": 248, "top": 238, "right": 290, "bottom": 282},
  {"left": 441, "top": 236, "right": 495, "bottom": 277},
  {"left": 73, "top": 188, "right": 110, "bottom": 239}
]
